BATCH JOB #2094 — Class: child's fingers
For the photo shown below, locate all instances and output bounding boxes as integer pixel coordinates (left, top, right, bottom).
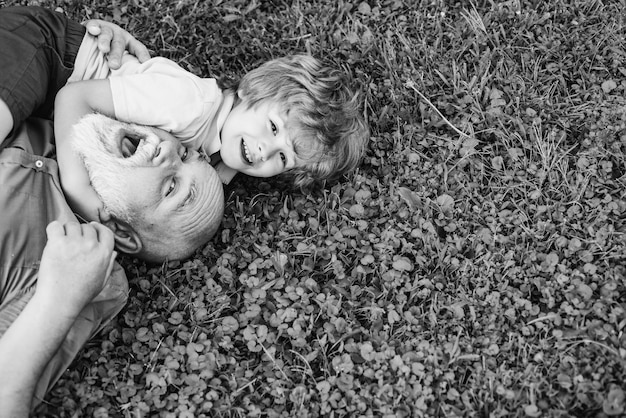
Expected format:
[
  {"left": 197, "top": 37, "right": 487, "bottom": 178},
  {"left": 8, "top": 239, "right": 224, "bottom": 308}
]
[
  {"left": 97, "top": 207, "right": 111, "bottom": 223},
  {"left": 85, "top": 21, "right": 114, "bottom": 54},
  {"left": 96, "top": 26, "right": 114, "bottom": 54},
  {"left": 108, "top": 35, "right": 127, "bottom": 69},
  {"left": 85, "top": 21, "right": 102, "bottom": 36},
  {"left": 127, "top": 39, "right": 151, "bottom": 63}
]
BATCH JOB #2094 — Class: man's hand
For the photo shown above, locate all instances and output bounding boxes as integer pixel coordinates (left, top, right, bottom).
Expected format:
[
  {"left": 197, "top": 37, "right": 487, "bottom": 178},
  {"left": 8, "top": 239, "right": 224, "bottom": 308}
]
[
  {"left": 0, "top": 221, "right": 116, "bottom": 415},
  {"left": 36, "top": 221, "right": 117, "bottom": 319},
  {"left": 84, "top": 19, "right": 151, "bottom": 70}
]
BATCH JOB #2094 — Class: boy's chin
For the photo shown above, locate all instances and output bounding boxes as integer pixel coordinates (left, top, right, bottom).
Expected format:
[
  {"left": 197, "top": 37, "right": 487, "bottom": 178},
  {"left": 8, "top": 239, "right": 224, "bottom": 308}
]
[{"left": 220, "top": 152, "right": 244, "bottom": 170}]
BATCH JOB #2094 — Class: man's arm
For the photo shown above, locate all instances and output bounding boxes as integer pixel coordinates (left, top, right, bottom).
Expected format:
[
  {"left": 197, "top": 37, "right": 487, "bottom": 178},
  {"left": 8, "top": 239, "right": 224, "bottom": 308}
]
[{"left": 0, "top": 221, "right": 116, "bottom": 417}]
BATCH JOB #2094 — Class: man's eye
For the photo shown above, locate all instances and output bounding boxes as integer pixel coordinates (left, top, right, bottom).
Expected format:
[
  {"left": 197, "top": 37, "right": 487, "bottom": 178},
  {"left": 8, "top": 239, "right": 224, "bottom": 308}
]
[
  {"left": 181, "top": 149, "right": 189, "bottom": 161},
  {"left": 270, "top": 121, "right": 278, "bottom": 136},
  {"left": 166, "top": 178, "right": 177, "bottom": 196},
  {"left": 280, "top": 152, "right": 287, "bottom": 166}
]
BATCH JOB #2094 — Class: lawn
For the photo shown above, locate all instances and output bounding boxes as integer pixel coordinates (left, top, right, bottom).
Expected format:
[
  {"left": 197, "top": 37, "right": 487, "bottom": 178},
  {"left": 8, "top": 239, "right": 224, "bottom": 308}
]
[{"left": 3, "top": 0, "right": 625, "bottom": 416}]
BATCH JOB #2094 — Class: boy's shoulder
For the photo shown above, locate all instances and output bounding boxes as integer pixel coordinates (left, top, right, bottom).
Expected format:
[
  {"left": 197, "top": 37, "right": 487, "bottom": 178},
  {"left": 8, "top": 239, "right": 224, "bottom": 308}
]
[{"left": 114, "top": 56, "right": 188, "bottom": 76}]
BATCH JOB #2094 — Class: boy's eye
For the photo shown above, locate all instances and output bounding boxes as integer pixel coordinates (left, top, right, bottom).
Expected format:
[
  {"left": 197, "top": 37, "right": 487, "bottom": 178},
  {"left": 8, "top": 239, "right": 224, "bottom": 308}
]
[
  {"left": 270, "top": 121, "right": 278, "bottom": 136},
  {"left": 280, "top": 152, "right": 287, "bottom": 166},
  {"left": 181, "top": 149, "right": 189, "bottom": 161}
]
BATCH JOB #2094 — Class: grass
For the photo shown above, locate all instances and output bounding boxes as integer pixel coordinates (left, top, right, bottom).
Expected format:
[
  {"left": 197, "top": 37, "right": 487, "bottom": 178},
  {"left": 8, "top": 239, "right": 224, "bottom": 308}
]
[{"left": 1, "top": 0, "right": 625, "bottom": 416}]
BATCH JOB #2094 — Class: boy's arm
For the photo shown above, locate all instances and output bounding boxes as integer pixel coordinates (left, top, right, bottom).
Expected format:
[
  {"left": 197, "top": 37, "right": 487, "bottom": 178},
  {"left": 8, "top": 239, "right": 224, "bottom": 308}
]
[{"left": 54, "top": 80, "right": 116, "bottom": 222}]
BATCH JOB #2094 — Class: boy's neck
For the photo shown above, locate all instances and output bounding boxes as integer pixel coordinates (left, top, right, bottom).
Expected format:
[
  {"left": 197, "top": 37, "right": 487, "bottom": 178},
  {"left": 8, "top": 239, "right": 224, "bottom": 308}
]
[
  {"left": 222, "top": 89, "right": 236, "bottom": 102},
  {"left": 215, "top": 162, "right": 238, "bottom": 185},
  {"left": 214, "top": 90, "right": 238, "bottom": 185}
]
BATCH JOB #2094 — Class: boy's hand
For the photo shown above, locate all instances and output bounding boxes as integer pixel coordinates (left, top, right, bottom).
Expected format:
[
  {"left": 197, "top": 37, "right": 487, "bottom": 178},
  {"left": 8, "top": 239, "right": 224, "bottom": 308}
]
[
  {"left": 36, "top": 221, "right": 116, "bottom": 319},
  {"left": 64, "top": 183, "right": 106, "bottom": 224},
  {"left": 54, "top": 94, "right": 108, "bottom": 224},
  {"left": 84, "top": 19, "right": 151, "bottom": 70},
  {"left": 56, "top": 150, "right": 106, "bottom": 223}
]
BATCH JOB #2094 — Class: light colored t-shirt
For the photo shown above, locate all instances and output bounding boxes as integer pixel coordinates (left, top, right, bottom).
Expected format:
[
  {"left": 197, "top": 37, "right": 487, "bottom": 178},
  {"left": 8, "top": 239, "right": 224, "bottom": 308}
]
[{"left": 68, "top": 34, "right": 233, "bottom": 158}]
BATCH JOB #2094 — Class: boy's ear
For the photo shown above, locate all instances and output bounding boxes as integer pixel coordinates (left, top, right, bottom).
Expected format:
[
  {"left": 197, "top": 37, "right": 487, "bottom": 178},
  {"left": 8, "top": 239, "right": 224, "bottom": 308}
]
[{"left": 101, "top": 217, "right": 143, "bottom": 255}]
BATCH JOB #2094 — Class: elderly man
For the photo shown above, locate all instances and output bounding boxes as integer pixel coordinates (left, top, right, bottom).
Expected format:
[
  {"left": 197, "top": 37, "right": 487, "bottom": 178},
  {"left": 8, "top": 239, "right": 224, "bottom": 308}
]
[
  {"left": 0, "top": 115, "right": 224, "bottom": 414},
  {"left": 0, "top": 7, "right": 225, "bottom": 416}
]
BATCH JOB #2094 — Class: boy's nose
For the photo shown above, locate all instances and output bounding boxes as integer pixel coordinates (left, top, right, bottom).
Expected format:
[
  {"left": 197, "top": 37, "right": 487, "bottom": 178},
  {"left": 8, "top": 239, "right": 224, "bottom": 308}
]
[
  {"left": 257, "top": 139, "right": 280, "bottom": 162},
  {"left": 257, "top": 145, "right": 268, "bottom": 162}
]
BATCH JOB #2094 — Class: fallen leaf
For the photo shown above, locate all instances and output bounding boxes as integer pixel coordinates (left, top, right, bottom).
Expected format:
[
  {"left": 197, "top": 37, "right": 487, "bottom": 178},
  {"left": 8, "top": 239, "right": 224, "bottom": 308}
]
[
  {"left": 398, "top": 187, "right": 420, "bottom": 209},
  {"left": 492, "top": 156, "right": 504, "bottom": 170},
  {"left": 524, "top": 404, "right": 541, "bottom": 417},
  {"left": 392, "top": 257, "right": 413, "bottom": 272},
  {"left": 603, "top": 387, "right": 625, "bottom": 416},
  {"left": 436, "top": 194, "right": 455, "bottom": 212},
  {"left": 601, "top": 79, "right": 618, "bottom": 93}
]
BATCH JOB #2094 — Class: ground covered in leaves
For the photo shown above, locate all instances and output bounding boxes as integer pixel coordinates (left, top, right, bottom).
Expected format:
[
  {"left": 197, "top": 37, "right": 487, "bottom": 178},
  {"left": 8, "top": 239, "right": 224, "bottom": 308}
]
[{"left": 3, "top": 0, "right": 625, "bottom": 416}]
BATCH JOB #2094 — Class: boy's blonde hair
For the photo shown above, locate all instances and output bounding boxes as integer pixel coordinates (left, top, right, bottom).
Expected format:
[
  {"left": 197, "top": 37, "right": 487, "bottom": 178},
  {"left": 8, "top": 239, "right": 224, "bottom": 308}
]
[{"left": 236, "top": 54, "right": 369, "bottom": 188}]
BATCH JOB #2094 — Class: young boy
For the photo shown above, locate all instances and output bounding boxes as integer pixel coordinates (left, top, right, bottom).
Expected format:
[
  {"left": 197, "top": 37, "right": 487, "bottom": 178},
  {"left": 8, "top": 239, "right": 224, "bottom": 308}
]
[{"left": 54, "top": 30, "right": 369, "bottom": 222}]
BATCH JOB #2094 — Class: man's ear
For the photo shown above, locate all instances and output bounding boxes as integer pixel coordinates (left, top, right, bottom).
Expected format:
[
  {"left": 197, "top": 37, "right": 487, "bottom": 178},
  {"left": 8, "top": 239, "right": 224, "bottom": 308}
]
[{"left": 102, "top": 218, "right": 143, "bottom": 255}]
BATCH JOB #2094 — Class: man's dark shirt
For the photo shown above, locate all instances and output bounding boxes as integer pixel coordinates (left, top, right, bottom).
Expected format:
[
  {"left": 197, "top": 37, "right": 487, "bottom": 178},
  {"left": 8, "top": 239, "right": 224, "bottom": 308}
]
[
  {"left": 0, "top": 6, "right": 85, "bottom": 130},
  {"left": 0, "top": 7, "right": 128, "bottom": 402},
  {"left": 0, "top": 117, "right": 129, "bottom": 403}
]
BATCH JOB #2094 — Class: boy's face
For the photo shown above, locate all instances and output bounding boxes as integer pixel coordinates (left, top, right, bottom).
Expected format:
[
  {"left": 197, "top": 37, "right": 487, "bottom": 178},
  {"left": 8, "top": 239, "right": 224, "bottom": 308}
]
[{"left": 219, "top": 96, "right": 299, "bottom": 178}]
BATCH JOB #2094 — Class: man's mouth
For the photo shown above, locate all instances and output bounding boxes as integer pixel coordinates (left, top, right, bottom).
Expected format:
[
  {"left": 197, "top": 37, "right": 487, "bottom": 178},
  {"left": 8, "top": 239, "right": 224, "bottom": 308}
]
[
  {"left": 121, "top": 134, "right": 141, "bottom": 158},
  {"left": 241, "top": 139, "right": 253, "bottom": 165}
]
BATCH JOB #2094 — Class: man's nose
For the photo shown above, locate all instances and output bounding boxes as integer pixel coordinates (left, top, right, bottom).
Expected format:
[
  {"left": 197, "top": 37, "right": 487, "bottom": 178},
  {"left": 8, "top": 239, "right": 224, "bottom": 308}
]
[{"left": 151, "top": 140, "right": 179, "bottom": 166}]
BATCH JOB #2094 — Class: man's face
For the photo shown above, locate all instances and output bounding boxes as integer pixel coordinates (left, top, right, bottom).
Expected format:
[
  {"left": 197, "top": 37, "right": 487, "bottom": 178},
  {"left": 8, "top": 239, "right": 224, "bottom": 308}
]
[
  {"left": 219, "top": 97, "right": 300, "bottom": 178},
  {"left": 71, "top": 114, "right": 222, "bottom": 251}
]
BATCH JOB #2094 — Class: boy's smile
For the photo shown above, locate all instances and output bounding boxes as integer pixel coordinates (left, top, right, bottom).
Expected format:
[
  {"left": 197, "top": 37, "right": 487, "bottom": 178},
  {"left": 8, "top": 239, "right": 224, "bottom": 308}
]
[
  {"left": 219, "top": 96, "right": 298, "bottom": 178},
  {"left": 241, "top": 139, "right": 254, "bottom": 165}
]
